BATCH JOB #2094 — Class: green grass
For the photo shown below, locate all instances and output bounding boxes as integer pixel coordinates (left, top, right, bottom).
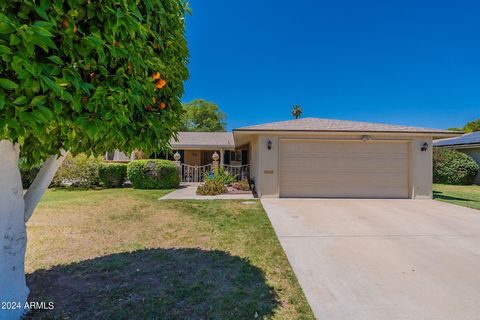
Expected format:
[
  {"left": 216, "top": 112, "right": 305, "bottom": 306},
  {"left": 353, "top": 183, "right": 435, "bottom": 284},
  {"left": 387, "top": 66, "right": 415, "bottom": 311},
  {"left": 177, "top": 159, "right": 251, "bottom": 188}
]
[
  {"left": 25, "top": 189, "right": 314, "bottom": 320},
  {"left": 433, "top": 184, "right": 480, "bottom": 210}
]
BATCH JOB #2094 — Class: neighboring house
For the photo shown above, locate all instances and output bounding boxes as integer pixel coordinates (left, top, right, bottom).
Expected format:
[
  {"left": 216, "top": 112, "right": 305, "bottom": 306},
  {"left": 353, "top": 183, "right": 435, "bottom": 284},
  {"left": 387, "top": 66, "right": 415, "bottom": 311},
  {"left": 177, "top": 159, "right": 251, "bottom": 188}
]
[
  {"left": 433, "top": 132, "right": 480, "bottom": 184},
  {"left": 104, "top": 150, "right": 133, "bottom": 161}
]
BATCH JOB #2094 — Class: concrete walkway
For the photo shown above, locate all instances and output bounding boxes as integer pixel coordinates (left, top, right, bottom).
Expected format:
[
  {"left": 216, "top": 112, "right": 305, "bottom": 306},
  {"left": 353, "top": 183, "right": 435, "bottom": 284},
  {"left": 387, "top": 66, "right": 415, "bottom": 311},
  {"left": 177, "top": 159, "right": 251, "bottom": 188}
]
[
  {"left": 159, "top": 183, "right": 254, "bottom": 200},
  {"left": 262, "top": 198, "right": 480, "bottom": 320}
]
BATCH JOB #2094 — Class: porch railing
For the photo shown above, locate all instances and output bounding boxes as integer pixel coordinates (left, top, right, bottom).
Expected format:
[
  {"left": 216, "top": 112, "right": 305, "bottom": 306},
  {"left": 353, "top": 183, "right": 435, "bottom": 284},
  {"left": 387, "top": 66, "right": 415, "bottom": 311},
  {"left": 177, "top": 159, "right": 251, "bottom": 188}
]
[
  {"left": 221, "top": 164, "right": 251, "bottom": 181},
  {"left": 180, "top": 164, "right": 212, "bottom": 183},
  {"left": 179, "top": 163, "right": 251, "bottom": 183}
]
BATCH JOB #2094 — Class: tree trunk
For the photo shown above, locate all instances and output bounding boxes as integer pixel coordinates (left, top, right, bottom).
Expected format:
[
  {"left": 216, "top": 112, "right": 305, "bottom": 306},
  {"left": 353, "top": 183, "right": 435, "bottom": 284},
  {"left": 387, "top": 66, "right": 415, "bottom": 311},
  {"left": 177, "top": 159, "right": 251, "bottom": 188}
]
[
  {"left": 0, "top": 140, "right": 29, "bottom": 320},
  {"left": 0, "top": 140, "right": 65, "bottom": 320}
]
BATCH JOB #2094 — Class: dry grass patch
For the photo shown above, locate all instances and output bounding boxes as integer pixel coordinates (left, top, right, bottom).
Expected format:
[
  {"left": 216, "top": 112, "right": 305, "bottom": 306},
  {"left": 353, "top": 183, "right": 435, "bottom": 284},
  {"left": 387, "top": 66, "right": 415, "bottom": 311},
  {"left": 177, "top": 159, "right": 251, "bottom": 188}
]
[{"left": 25, "top": 189, "right": 313, "bottom": 320}]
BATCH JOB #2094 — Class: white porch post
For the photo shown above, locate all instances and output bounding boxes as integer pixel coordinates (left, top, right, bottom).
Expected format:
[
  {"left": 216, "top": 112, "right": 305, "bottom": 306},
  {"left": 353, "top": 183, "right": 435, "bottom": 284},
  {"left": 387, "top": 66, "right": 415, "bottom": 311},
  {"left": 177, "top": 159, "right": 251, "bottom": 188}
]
[{"left": 220, "top": 149, "right": 225, "bottom": 167}]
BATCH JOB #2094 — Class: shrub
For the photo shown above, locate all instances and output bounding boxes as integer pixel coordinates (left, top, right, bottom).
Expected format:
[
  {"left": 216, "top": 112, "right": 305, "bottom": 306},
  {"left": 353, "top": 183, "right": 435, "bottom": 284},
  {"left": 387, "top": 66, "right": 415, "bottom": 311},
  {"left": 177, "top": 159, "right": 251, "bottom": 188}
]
[
  {"left": 204, "top": 168, "right": 236, "bottom": 185},
  {"left": 53, "top": 153, "right": 103, "bottom": 188},
  {"left": 433, "top": 148, "right": 479, "bottom": 185},
  {"left": 18, "top": 158, "right": 42, "bottom": 189},
  {"left": 196, "top": 179, "right": 228, "bottom": 196},
  {"left": 127, "top": 160, "right": 179, "bottom": 189},
  {"left": 99, "top": 163, "right": 128, "bottom": 188},
  {"left": 231, "top": 179, "right": 251, "bottom": 191}
]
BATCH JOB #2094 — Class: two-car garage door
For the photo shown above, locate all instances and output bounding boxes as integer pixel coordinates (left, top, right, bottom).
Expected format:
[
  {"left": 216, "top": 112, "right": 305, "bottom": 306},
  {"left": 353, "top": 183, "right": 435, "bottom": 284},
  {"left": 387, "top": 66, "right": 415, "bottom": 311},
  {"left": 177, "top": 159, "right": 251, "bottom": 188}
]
[{"left": 279, "top": 140, "right": 410, "bottom": 198}]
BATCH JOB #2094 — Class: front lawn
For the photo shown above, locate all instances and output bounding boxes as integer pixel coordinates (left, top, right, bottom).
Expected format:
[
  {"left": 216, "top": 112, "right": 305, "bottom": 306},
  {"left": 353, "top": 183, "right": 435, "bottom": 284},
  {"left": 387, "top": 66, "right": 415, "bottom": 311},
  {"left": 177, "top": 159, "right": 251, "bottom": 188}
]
[
  {"left": 433, "top": 184, "right": 480, "bottom": 210},
  {"left": 25, "top": 189, "right": 314, "bottom": 320}
]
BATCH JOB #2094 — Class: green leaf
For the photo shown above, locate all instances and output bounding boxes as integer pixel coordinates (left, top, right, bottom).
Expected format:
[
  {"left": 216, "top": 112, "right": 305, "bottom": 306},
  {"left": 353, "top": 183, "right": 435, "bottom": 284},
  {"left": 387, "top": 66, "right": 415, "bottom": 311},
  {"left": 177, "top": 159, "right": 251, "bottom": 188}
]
[
  {"left": 13, "top": 96, "right": 28, "bottom": 105},
  {"left": 41, "top": 76, "right": 62, "bottom": 95},
  {"left": 9, "top": 34, "right": 20, "bottom": 45},
  {"left": 37, "top": 105, "right": 54, "bottom": 120},
  {"left": 0, "top": 78, "right": 18, "bottom": 90},
  {"left": 31, "top": 95, "right": 47, "bottom": 107},
  {"left": 34, "top": 0, "right": 51, "bottom": 20},
  {"left": 0, "top": 93, "right": 4, "bottom": 110},
  {"left": 47, "top": 56, "right": 64, "bottom": 65},
  {"left": 0, "top": 45, "right": 11, "bottom": 55},
  {"left": 85, "top": 124, "right": 97, "bottom": 140},
  {"left": 0, "top": 22, "right": 15, "bottom": 34}
]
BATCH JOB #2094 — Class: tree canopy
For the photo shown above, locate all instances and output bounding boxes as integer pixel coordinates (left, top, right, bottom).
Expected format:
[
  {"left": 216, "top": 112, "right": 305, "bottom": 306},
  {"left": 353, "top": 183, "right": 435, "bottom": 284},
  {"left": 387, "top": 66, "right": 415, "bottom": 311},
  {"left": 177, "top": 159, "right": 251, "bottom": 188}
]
[
  {"left": 181, "top": 99, "right": 226, "bottom": 132},
  {"left": 0, "top": 0, "right": 189, "bottom": 163},
  {"left": 448, "top": 119, "right": 480, "bottom": 133}
]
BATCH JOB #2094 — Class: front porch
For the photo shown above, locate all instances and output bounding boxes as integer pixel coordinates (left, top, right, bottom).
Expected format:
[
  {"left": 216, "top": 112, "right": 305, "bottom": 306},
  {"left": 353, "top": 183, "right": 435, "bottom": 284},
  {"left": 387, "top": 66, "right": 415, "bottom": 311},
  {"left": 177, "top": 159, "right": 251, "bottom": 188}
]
[
  {"left": 169, "top": 131, "right": 251, "bottom": 183},
  {"left": 173, "top": 149, "right": 251, "bottom": 183}
]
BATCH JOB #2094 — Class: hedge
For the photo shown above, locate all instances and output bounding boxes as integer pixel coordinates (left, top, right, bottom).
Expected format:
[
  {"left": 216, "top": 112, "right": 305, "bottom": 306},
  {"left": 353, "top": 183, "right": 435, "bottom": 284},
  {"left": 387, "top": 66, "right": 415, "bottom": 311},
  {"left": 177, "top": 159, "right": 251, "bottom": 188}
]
[
  {"left": 53, "top": 153, "right": 103, "bottom": 188},
  {"left": 127, "top": 160, "right": 179, "bottom": 189},
  {"left": 433, "top": 148, "right": 479, "bottom": 185},
  {"left": 99, "top": 163, "right": 128, "bottom": 188}
]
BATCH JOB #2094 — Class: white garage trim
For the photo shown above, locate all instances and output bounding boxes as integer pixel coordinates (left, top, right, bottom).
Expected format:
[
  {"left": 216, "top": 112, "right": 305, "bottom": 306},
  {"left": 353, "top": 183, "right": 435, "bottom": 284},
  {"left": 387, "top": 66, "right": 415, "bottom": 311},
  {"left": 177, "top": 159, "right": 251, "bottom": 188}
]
[{"left": 278, "top": 139, "right": 411, "bottom": 198}]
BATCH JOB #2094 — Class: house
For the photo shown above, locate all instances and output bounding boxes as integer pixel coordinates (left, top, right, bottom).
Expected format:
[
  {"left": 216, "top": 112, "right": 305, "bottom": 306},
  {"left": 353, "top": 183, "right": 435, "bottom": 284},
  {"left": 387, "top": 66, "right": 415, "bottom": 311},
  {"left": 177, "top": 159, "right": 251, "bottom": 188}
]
[
  {"left": 232, "top": 118, "right": 459, "bottom": 199},
  {"left": 106, "top": 117, "right": 461, "bottom": 198},
  {"left": 433, "top": 131, "right": 480, "bottom": 184}
]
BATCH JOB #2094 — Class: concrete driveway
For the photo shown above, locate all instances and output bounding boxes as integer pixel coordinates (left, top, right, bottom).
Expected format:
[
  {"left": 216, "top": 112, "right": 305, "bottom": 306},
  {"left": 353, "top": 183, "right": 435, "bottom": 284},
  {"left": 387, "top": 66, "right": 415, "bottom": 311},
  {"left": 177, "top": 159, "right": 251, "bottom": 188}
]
[{"left": 261, "top": 199, "right": 480, "bottom": 320}]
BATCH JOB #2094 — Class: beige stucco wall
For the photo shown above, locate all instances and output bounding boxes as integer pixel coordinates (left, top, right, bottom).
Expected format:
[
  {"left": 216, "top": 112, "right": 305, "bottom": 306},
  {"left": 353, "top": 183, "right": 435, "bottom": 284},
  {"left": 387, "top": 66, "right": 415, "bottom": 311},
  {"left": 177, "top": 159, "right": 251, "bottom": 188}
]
[
  {"left": 248, "top": 133, "right": 433, "bottom": 199},
  {"left": 458, "top": 147, "right": 480, "bottom": 184}
]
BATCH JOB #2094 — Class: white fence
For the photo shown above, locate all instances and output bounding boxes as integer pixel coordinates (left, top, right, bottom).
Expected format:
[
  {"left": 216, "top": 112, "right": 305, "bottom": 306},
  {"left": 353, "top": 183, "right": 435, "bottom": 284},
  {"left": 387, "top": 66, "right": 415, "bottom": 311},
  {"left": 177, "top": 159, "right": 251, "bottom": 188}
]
[
  {"left": 180, "top": 164, "right": 212, "bottom": 183},
  {"left": 222, "top": 164, "right": 250, "bottom": 181},
  {"left": 179, "top": 163, "right": 251, "bottom": 183}
]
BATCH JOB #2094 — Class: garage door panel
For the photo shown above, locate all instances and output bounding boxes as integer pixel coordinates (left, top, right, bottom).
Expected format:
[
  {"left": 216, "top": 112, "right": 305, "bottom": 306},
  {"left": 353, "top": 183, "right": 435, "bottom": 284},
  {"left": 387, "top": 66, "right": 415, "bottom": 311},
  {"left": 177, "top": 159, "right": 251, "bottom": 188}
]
[{"left": 279, "top": 141, "right": 409, "bottom": 198}]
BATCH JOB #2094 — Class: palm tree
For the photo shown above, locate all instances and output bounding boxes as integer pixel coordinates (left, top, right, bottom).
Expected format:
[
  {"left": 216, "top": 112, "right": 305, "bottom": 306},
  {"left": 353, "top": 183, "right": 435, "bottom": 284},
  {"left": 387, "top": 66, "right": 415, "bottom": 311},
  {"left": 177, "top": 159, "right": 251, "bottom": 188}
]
[{"left": 291, "top": 105, "right": 302, "bottom": 119}]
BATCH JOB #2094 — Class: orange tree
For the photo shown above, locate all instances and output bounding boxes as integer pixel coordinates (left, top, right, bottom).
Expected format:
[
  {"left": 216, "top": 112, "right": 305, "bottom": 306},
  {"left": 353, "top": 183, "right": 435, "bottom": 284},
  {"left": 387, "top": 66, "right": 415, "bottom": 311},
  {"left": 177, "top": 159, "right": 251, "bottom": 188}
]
[{"left": 0, "top": 1, "right": 188, "bottom": 318}]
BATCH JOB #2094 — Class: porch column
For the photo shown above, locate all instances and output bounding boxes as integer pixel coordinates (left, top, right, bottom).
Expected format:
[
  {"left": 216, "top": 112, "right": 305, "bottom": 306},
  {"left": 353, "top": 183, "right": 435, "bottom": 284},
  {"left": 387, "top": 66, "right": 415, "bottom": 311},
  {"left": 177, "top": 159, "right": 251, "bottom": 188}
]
[{"left": 220, "top": 149, "right": 225, "bottom": 167}]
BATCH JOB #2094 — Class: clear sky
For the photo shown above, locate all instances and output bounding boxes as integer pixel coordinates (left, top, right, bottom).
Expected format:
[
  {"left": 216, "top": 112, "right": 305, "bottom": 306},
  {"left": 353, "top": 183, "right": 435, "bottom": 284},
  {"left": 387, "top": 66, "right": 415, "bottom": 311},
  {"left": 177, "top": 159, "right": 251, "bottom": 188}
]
[{"left": 182, "top": 0, "right": 480, "bottom": 131}]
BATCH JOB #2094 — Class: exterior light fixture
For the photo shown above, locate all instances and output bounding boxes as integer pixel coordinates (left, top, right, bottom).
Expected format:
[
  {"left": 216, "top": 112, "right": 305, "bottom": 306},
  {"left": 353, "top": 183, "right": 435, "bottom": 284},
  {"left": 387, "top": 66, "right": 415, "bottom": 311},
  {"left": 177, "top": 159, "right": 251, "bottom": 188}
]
[
  {"left": 173, "top": 151, "right": 181, "bottom": 161},
  {"left": 361, "top": 135, "right": 372, "bottom": 142},
  {"left": 267, "top": 140, "right": 272, "bottom": 150},
  {"left": 421, "top": 142, "right": 429, "bottom": 152}
]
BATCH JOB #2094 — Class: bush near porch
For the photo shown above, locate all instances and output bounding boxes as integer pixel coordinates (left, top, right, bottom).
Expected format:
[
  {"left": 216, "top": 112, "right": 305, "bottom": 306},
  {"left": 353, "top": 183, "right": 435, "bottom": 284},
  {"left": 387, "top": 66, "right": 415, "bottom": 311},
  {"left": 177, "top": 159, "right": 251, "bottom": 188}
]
[
  {"left": 127, "top": 160, "right": 180, "bottom": 189},
  {"left": 197, "top": 169, "right": 251, "bottom": 195}
]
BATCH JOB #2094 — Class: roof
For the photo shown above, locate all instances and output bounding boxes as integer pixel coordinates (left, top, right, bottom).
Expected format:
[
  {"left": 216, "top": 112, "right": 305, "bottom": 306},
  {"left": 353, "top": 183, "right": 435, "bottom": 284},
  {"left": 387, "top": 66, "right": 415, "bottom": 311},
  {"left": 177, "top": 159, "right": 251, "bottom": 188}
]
[
  {"left": 170, "top": 132, "right": 235, "bottom": 150},
  {"left": 433, "top": 132, "right": 480, "bottom": 148},
  {"left": 234, "top": 117, "right": 458, "bottom": 135}
]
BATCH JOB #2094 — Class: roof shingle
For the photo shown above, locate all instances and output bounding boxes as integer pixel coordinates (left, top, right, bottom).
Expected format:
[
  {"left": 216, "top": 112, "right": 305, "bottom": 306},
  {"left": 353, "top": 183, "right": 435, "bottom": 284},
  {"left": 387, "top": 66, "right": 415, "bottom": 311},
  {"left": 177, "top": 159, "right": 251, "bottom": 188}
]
[{"left": 234, "top": 117, "right": 456, "bottom": 134}]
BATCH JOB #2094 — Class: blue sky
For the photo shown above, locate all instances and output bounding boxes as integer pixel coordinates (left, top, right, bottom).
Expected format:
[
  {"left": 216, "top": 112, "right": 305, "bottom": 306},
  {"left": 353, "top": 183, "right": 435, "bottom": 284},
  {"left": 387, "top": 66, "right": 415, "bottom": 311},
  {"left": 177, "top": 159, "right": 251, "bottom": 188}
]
[{"left": 182, "top": 0, "right": 480, "bottom": 130}]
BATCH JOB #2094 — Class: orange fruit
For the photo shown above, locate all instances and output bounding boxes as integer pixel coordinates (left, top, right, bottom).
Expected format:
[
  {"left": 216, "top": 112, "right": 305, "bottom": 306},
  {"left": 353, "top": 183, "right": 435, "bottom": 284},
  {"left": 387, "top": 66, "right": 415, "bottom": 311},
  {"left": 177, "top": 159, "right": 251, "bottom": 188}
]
[
  {"left": 62, "top": 18, "right": 69, "bottom": 28},
  {"left": 73, "top": 24, "right": 77, "bottom": 33},
  {"left": 146, "top": 105, "right": 153, "bottom": 111},
  {"left": 152, "top": 72, "right": 161, "bottom": 80},
  {"left": 152, "top": 97, "right": 157, "bottom": 103},
  {"left": 156, "top": 79, "right": 166, "bottom": 89},
  {"left": 160, "top": 102, "right": 166, "bottom": 109}
]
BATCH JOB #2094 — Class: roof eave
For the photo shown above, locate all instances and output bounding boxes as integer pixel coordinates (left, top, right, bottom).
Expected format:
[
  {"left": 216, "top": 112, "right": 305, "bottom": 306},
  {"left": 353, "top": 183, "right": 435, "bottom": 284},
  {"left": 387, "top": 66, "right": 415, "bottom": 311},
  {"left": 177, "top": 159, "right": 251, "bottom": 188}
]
[
  {"left": 170, "top": 144, "right": 235, "bottom": 150},
  {"left": 233, "top": 129, "right": 462, "bottom": 138}
]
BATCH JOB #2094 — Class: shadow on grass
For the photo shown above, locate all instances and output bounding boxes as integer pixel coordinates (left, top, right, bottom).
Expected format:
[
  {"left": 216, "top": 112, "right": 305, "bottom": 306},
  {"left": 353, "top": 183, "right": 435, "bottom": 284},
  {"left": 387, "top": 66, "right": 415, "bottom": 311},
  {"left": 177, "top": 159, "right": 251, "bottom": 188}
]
[
  {"left": 26, "top": 248, "right": 278, "bottom": 320},
  {"left": 433, "top": 191, "right": 472, "bottom": 202}
]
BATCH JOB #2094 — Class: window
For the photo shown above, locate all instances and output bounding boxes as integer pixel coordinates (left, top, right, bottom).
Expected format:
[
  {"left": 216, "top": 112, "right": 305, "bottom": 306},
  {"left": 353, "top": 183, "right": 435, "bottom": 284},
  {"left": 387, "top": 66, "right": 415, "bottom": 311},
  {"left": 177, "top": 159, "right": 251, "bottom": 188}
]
[{"left": 231, "top": 151, "right": 242, "bottom": 162}]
